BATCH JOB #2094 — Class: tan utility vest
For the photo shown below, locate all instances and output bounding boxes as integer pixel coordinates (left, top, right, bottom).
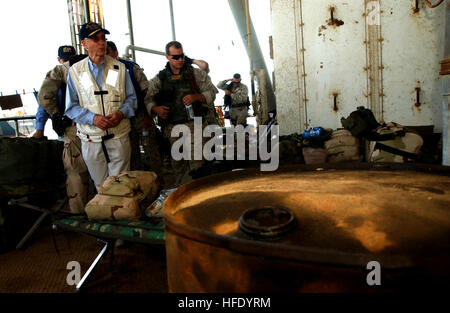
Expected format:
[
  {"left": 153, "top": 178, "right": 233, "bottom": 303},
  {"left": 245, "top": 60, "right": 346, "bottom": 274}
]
[{"left": 70, "top": 55, "right": 130, "bottom": 142}]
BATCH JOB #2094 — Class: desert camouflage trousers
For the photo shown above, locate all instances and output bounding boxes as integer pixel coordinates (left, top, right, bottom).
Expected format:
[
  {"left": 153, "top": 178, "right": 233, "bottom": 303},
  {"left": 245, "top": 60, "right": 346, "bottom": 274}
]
[
  {"left": 63, "top": 125, "right": 90, "bottom": 213},
  {"left": 164, "top": 120, "right": 207, "bottom": 186},
  {"left": 230, "top": 106, "right": 248, "bottom": 126},
  {"left": 129, "top": 110, "right": 163, "bottom": 179}
]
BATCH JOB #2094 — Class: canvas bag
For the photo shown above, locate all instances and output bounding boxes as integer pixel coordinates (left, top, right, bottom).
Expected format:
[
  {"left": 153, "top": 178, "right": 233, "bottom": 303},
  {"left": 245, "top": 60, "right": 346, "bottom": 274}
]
[
  {"left": 324, "top": 129, "right": 362, "bottom": 163},
  {"left": 86, "top": 171, "right": 159, "bottom": 221},
  {"left": 302, "top": 147, "right": 327, "bottom": 164},
  {"left": 97, "top": 171, "right": 158, "bottom": 201},
  {"left": 366, "top": 122, "right": 423, "bottom": 163},
  {"left": 84, "top": 194, "right": 142, "bottom": 221}
]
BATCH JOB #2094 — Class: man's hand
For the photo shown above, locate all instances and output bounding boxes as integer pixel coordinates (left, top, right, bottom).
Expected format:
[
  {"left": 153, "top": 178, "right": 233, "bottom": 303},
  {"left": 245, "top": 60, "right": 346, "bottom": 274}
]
[
  {"left": 225, "top": 90, "right": 231, "bottom": 96},
  {"left": 106, "top": 111, "right": 124, "bottom": 128},
  {"left": 151, "top": 105, "right": 170, "bottom": 119},
  {"left": 93, "top": 114, "right": 114, "bottom": 130},
  {"left": 33, "top": 130, "right": 44, "bottom": 138},
  {"left": 182, "top": 94, "right": 199, "bottom": 106}
]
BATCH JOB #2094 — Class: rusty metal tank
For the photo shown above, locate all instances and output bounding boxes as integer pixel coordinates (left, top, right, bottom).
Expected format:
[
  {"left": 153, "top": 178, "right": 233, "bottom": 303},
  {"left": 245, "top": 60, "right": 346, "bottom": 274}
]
[{"left": 162, "top": 163, "right": 450, "bottom": 292}]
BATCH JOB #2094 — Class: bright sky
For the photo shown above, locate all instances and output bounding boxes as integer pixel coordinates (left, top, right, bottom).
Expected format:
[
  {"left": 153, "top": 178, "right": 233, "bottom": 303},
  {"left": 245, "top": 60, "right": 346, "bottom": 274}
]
[{"left": 0, "top": 0, "right": 273, "bottom": 119}]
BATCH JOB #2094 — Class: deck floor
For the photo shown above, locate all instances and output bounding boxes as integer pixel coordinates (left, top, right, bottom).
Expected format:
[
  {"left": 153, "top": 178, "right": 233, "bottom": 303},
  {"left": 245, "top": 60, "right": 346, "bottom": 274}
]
[{"left": 0, "top": 217, "right": 168, "bottom": 293}]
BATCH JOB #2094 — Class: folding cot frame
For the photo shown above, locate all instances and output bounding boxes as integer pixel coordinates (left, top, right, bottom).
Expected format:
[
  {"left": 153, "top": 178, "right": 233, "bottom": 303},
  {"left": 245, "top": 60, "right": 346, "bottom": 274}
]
[{"left": 52, "top": 216, "right": 165, "bottom": 292}]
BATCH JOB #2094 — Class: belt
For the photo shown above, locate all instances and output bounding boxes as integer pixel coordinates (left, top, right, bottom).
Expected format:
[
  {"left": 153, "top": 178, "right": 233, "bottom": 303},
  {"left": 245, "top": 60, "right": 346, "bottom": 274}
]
[
  {"left": 231, "top": 103, "right": 247, "bottom": 108},
  {"left": 77, "top": 131, "right": 103, "bottom": 142},
  {"left": 77, "top": 131, "right": 115, "bottom": 163}
]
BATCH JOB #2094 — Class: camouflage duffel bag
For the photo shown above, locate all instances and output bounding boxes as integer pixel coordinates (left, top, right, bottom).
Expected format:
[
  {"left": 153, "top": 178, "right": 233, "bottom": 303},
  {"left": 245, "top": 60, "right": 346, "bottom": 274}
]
[
  {"left": 86, "top": 171, "right": 159, "bottom": 221},
  {"left": 366, "top": 122, "right": 423, "bottom": 163},
  {"left": 85, "top": 194, "right": 142, "bottom": 221},
  {"left": 97, "top": 171, "right": 159, "bottom": 201}
]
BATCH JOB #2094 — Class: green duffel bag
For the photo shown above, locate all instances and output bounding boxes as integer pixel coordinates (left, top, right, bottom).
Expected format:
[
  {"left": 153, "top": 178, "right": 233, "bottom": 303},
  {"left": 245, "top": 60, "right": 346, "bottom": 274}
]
[
  {"left": 341, "top": 106, "right": 380, "bottom": 138},
  {"left": 0, "top": 137, "right": 65, "bottom": 186}
]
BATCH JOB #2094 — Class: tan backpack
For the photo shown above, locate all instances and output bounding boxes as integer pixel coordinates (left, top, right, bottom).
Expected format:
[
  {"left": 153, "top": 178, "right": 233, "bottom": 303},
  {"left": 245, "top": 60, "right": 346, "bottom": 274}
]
[
  {"left": 85, "top": 171, "right": 159, "bottom": 221},
  {"left": 324, "top": 129, "right": 362, "bottom": 163}
]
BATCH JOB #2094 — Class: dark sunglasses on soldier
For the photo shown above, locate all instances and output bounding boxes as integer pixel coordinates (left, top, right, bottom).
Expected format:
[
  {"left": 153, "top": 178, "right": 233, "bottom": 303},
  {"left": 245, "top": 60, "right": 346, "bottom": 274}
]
[{"left": 169, "top": 53, "right": 185, "bottom": 60}]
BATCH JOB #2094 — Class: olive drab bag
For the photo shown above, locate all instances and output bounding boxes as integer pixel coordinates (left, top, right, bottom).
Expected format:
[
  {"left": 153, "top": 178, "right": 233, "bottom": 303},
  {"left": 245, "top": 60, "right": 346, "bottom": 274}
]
[
  {"left": 341, "top": 106, "right": 380, "bottom": 138},
  {"left": 366, "top": 122, "right": 423, "bottom": 163},
  {"left": 85, "top": 171, "right": 159, "bottom": 221},
  {"left": 0, "top": 137, "right": 65, "bottom": 191}
]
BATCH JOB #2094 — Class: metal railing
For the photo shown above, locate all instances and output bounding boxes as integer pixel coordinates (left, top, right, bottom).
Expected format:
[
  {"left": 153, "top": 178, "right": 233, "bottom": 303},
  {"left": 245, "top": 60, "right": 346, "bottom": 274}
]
[{"left": 0, "top": 115, "right": 36, "bottom": 137}]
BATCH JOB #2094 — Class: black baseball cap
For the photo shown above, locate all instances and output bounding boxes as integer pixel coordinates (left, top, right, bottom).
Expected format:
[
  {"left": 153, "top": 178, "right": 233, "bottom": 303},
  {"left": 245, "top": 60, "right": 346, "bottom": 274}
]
[
  {"left": 79, "top": 22, "right": 110, "bottom": 41},
  {"left": 58, "top": 45, "right": 76, "bottom": 59},
  {"left": 233, "top": 73, "right": 241, "bottom": 79}
]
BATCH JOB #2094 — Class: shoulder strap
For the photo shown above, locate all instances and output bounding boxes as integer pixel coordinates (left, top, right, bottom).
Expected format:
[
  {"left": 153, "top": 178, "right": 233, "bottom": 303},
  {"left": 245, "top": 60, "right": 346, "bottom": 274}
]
[
  {"left": 374, "top": 142, "right": 419, "bottom": 160},
  {"left": 187, "top": 69, "right": 200, "bottom": 94}
]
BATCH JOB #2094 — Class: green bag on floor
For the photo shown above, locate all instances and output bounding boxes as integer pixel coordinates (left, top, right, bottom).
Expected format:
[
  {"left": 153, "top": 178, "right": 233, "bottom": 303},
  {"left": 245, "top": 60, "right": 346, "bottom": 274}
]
[{"left": 0, "top": 137, "right": 65, "bottom": 186}]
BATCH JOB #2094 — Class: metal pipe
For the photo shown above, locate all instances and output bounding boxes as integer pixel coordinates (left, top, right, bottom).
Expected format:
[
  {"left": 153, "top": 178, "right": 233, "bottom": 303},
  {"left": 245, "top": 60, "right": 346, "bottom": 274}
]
[
  {"left": 227, "top": 0, "right": 276, "bottom": 113},
  {"left": 126, "top": 0, "right": 136, "bottom": 61},
  {"left": 169, "top": 0, "right": 176, "bottom": 40},
  {"left": 67, "top": 0, "right": 78, "bottom": 50},
  {"left": 83, "top": 0, "right": 90, "bottom": 22},
  {"left": 124, "top": 44, "right": 165, "bottom": 60},
  {"left": 245, "top": 0, "right": 252, "bottom": 71},
  {"left": 442, "top": 3, "right": 450, "bottom": 165}
]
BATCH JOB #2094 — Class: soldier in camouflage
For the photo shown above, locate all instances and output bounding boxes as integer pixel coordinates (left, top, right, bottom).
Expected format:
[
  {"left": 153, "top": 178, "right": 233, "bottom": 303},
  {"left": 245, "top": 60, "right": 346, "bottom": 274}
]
[
  {"left": 145, "top": 41, "right": 218, "bottom": 186},
  {"left": 217, "top": 73, "right": 249, "bottom": 127},
  {"left": 33, "top": 45, "right": 75, "bottom": 139},
  {"left": 37, "top": 51, "right": 90, "bottom": 214}
]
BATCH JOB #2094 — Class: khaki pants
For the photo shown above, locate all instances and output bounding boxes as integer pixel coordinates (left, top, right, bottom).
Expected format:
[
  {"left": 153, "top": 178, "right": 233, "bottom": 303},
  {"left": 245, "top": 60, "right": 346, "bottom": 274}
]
[
  {"left": 164, "top": 120, "right": 207, "bottom": 186},
  {"left": 63, "top": 125, "right": 89, "bottom": 213},
  {"left": 81, "top": 134, "right": 131, "bottom": 188}
]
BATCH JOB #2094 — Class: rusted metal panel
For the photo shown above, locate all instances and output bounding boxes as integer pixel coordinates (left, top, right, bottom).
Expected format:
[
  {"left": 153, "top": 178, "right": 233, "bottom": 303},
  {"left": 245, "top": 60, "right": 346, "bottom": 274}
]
[
  {"left": 302, "top": 1, "right": 367, "bottom": 130},
  {"left": 163, "top": 164, "right": 450, "bottom": 292},
  {"left": 440, "top": 58, "right": 450, "bottom": 75},
  {"left": 272, "top": 0, "right": 367, "bottom": 134},
  {"left": 271, "top": 0, "right": 445, "bottom": 136},
  {"left": 381, "top": 1, "right": 445, "bottom": 131},
  {"left": 443, "top": 1, "right": 450, "bottom": 165},
  {"left": 271, "top": 0, "right": 306, "bottom": 135}
]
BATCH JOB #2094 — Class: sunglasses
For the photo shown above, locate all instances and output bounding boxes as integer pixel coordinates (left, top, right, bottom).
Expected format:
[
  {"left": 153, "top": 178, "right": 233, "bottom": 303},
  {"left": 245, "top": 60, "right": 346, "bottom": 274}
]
[{"left": 169, "top": 53, "right": 185, "bottom": 60}]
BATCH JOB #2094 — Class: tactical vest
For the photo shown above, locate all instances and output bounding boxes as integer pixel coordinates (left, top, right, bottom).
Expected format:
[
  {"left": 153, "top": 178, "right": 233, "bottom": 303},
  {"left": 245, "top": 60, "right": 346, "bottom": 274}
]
[
  {"left": 155, "top": 63, "right": 203, "bottom": 124},
  {"left": 69, "top": 55, "right": 130, "bottom": 141}
]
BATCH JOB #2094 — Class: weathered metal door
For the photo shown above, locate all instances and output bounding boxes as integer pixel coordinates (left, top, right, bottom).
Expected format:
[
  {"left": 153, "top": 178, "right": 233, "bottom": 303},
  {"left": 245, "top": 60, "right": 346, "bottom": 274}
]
[
  {"left": 271, "top": 0, "right": 445, "bottom": 135},
  {"left": 381, "top": 1, "right": 445, "bottom": 131},
  {"left": 301, "top": 0, "right": 367, "bottom": 130}
]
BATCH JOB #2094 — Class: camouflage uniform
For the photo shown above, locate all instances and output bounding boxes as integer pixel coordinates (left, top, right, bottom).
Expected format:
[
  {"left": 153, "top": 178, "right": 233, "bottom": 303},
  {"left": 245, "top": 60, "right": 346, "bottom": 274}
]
[
  {"left": 217, "top": 80, "right": 249, "bottom": 126},
  {"left": 145, "top": 65, "right": 218, "bottom": 186},
  {"left": 38, "top": 62, "right": 89, "bottom": 213},
  {"left": 126, "top": 63, "right": 163, "bottom": 178}
]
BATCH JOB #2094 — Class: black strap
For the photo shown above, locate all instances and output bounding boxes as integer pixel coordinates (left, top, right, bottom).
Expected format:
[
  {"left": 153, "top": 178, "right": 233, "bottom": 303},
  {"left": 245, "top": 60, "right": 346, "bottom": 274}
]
[
  {"left": 374, "top": 142, "right": 419, "bottom": 160},
  {"left": 100, "top": 133, "right": 115, "bottom": 163},
  {"left": 101, "top": 140, "right": 110, "bottom": 163},
  {"left": 94, "top": 90, "right": 109, "bottom": 95},
  {"left": 366, "top": 130, "right": 406, "bottom": 141}
]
